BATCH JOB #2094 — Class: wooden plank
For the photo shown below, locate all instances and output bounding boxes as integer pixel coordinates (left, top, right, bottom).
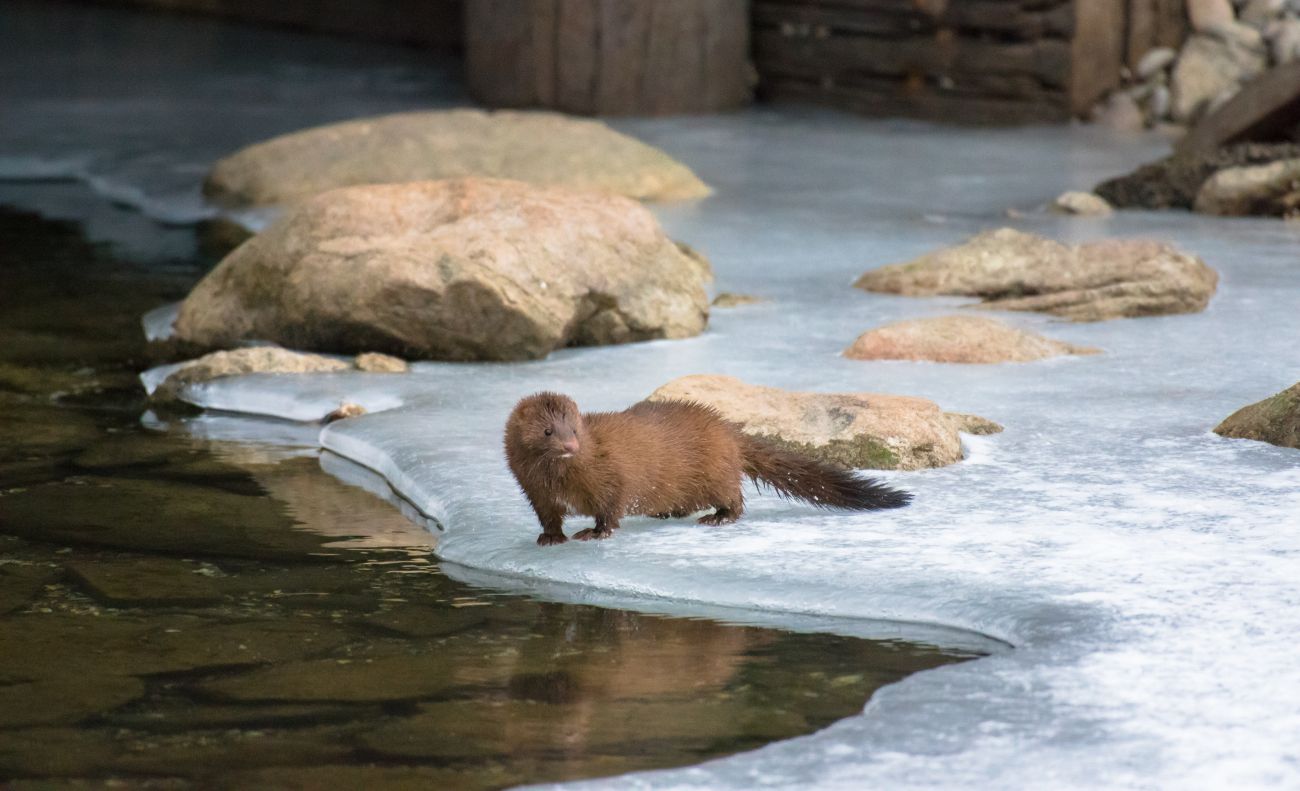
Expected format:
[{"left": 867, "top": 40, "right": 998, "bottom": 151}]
[
  {"left": 1125, "top": 0, "right": 1187, "bottom": 69},
  {"left": 468, "top": 0, "right": 750, "bottom": 115},
  {"left": 555, "top": 0, "right": 600, "bottom": 113},
  {"left": 763, "top": 77, "right": 1069, "bottom": 124},
  {"left": 1068, "top": 0, "right": 1124, "bottom": 114},
  {"left": 1176, "top": 61, "right": 1300, "bottom": 156},
  {"left": 754, "top": 0, "right": 1074, "bottom": 39},
  {"left": 754, "top": 30, "right": 1072, "bottom": 87}
]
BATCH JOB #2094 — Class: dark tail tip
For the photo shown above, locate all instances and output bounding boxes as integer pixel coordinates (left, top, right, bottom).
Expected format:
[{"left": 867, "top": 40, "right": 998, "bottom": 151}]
[{"left": 875, "top": 485, "right": 912, "bottom": 509}]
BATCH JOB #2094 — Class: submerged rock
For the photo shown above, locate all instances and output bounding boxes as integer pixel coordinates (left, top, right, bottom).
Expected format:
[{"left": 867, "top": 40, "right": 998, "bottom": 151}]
[
  {"left": 647, "top": 375, "right": 1000, "bottom": 470},
  {"left": 1214, "top": 382, "right": 1300, "bottom": 449},
  {"left": 203, "top": 109, "right": 710, "bottom": 208},
  {"left": 843, "top": 315, "right": 1100, "bottom": 364},
  {"left": 711, "top": 292, "right": 767, "bottom": 308},
  {"left": 174, "top": 179, "right": 710, "bottom": 361},
  {"left": 1194, "top": 158, "right": 1300, "bottom": 216},
  {"left": 854, "top": 228, "right": 1217, "bottom": 321}
]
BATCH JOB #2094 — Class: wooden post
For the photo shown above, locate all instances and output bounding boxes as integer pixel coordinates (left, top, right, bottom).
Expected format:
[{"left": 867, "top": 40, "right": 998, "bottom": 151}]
[
  {"left": 465, "top": 0, "right": 753, "bottom": 116},
  {"left": 1070, "top": 0, "right": 1126, "bottom": 115}
]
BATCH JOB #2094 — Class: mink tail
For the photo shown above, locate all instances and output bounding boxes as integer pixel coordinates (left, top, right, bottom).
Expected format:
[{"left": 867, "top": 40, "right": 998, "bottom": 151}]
[{"left": 738, "top": 434, "right": 912, "bottom": 510}]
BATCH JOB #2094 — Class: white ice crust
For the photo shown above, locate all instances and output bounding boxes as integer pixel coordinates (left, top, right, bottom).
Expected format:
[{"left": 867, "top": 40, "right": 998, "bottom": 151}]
[{"left": 7, "top": 4, "right": 1300, "bottom": 787}]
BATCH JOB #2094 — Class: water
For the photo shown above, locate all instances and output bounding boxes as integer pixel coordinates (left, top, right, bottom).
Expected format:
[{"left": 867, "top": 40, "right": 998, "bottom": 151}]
[
  {"left": 0, "top": 199, "right": 989, "bottom": 787},
  {"left": 5, "top": 2, "right": 1300, "bottom": 788}
]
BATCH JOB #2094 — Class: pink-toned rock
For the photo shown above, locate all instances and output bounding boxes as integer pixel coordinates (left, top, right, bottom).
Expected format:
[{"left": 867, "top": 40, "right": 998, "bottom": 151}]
[
  {"left": 854, "top": 228, "right": 1218, "bottom": 322},
  {"left": 843, "top": 315, "right": 1101, "bottom": 364},
  {"left": 175, "top": 179, "right": 710, "bottom": 361},
  {"left": 647, "top": 375, "right": 1001, "bottom": 470}
]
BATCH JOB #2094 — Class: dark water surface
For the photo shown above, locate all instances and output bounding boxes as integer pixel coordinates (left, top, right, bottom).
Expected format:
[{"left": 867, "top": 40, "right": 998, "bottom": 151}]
[{"left": 0, "top": 201, "right": 983, "bottom": 788}]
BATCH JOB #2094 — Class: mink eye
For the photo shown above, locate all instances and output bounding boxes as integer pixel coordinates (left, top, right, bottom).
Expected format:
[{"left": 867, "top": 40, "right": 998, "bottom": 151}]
[{"left": 544, "top": 429, "right": 552, "bottom": 436}]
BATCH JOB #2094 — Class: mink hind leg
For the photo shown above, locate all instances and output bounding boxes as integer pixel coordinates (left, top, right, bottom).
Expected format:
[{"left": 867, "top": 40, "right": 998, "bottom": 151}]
[
  {"left": 697, "top": 480, "right": 745, "bottom": 526},
  {"left": 574, "top": 514, "right": 619, "bottom": 541}
]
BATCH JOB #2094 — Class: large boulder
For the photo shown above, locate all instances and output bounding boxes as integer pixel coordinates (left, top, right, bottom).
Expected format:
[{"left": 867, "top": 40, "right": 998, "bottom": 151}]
[
  {"left": 646, "top": 375, "right": 1001, "bottom": 471},
  {"left": 174, "top": 179, "right": 710, "bottom": 361},
  {"left": 843, "top": 315, "right": 1100, "bottom": 364},
  {"left": 203, "top": 110, "right": 710, "bottom": 208},
  {"left": 1214, "top": 383, "right": 1300, "bottom": 449},
  {"left": 1194, "top": 157, "right": 1300, "bottom": 216},
  {"left": 854, "top": 228, "right": 1218, "bottom": 322}
]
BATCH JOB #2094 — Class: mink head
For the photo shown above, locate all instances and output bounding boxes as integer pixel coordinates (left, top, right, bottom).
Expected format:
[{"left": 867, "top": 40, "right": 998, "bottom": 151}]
[{"left": 509, "top": 392, "right": 585, "bottom": 461}]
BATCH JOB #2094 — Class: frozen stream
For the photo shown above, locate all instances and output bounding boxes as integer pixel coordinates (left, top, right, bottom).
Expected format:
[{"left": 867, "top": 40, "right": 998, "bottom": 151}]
[{"left": 5, "top": 2, "right": 1300, "bottom": 788}]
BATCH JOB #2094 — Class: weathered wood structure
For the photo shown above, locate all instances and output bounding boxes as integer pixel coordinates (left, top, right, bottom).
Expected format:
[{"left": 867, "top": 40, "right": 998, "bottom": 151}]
[
  {"left": 464, "top": 0, "right": 752, "bottom": 115},
  {"left": 95, "top": 0, "right": 1189, "bottom": 124},
  {"left": 753, "top": 0, "right": 1185, "bottom": 124}
]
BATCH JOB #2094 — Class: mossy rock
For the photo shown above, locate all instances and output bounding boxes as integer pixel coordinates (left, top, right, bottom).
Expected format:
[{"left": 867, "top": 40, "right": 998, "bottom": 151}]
[{"left": 1214, "top": 383, "right": 1300, "bottom": 449}]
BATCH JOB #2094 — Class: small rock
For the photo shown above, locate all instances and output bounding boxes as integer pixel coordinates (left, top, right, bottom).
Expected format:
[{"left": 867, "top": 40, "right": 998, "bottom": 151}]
[
  {"left": 1050, "top": 191, "right": 1114, "bottom": 216},
  {"left": 152, "top": 347, "right": 349, "bottom": 402},
  {"left": 1149, "top": 84, "right": 1173, "bottom": 120},
  {"left": 647, "top": 375, "right": 1000, "bottom": 471},
  {"left": 0, "top": 477, "right": 342, "bottom": 562},
  {"left": 1195, "top": 158, "right": 1300, "bottom": 215},
  {"left": 1171, "top": 33, "right": 1268, "bottom": 123},
  {"left": 195, "top": 655, "right": 471, "bottom": 703},
  {"left": 1239, "top": 0, "right": 1286, "bottom": 28},
  {"left": 854, "top": 228, "right": 1218, "bottom": 321},
  {"left": 843, "top": 316, "right": 1101, "bottom": 364},
  {"left": 1268, "top": 17, "right": 1300, "bottom": 62},
  {"left": 1214, "top": 382, "right": 1300, "bottom": 448},
  {"left": 0, "top": 676, "right": 145, "bottom": 728},
  {"left": 1136, "top": 47, "right": 1178, "bottom": 79},
  {"left": 711, "top": 292, "right": 767, "bottom": 308},
  {"left": 1188, "top": 0, "right": 1236, "bottom": 32},
  {"left": 1092, "top": 91, "right": 1146, "bottom": 132},
  {"left": 0, "top": 563, "right": 61, "bottom": 615},
  {"left": 323, "top": 402, "right": 367, "bottom": 423},
  {"left": 353, "top": 352, "right": 408, "bottom": 373},
  {"left": 64, "top": 557, "right": 229, "bottom": 607}
]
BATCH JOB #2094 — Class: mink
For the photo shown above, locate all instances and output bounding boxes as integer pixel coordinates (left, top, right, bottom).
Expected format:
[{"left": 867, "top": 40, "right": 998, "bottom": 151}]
[{"left": 504, "top": 391, "right": 911, "bottom": 546}]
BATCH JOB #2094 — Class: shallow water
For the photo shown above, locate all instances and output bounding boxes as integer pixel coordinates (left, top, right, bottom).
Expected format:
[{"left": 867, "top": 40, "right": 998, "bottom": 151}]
[{"left": 0, "top": 202, "right": 987, "bottom": 788}]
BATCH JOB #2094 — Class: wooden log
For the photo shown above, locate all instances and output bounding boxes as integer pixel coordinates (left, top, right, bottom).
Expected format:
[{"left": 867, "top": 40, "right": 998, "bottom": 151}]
[
  {"left": 1176, "top": 62, "right": 1300, "bottom": 156},
  {"left": 1125, "top": 0, "right": 1187, "bottom": 70},
  {"left": 465, "top": 0, "right": 752, "bottom": 116}
]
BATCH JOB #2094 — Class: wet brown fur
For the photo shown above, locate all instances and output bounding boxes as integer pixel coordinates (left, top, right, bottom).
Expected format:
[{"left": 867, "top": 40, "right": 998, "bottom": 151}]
[{"left": 504, "top": 392, "right": 910, "bottom": 546}]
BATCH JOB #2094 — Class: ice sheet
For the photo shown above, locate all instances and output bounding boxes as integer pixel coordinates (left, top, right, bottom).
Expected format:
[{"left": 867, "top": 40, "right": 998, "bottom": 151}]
[
  {"left": 146, "top": 168, "right": 1300, "bottom": 788},
  {"left": 7, "top": 3, "right": 1300, "bottom": 787}
]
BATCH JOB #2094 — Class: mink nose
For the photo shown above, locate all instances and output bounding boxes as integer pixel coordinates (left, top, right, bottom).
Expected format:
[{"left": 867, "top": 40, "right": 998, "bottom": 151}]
[{"left": 561, "top": 438, "right": 580, "bottom": 454}]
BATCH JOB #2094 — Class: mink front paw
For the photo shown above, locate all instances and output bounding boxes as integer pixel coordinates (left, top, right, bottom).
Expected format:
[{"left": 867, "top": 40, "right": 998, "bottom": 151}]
[
  {"left": 573, "top": 526, "right": 613, "bottom": 541},
  {"left": 537, "top": 532, "right": 568, "bottom": 547}
]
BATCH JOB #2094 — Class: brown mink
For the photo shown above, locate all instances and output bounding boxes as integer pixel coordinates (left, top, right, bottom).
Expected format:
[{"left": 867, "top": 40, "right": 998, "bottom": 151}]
[{"left": 504, "top": 391, "right": 911, "bottom": 546}]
